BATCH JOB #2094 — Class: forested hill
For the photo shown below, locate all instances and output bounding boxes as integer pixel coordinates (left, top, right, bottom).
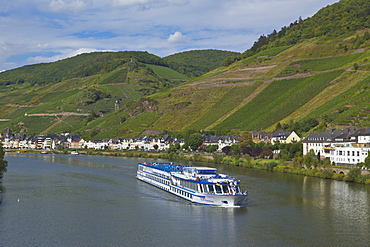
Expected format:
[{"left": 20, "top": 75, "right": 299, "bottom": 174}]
[
  {"left": 164, "top": 50, "right": 240, "bottom": 78},
  {"left": 225, "top": 0, "right": 370, "bottom": 65},
  {"left": 0, "top": 51, "right": 166, "bottom": 86},
  {"left": 0, "top": 50, "right": 238, "bottom": 86}
]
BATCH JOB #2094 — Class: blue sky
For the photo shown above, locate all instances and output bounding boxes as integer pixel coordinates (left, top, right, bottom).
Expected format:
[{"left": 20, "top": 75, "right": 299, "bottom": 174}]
[{"left": 0, "top": 0, "right": 340, "bottom": 72}]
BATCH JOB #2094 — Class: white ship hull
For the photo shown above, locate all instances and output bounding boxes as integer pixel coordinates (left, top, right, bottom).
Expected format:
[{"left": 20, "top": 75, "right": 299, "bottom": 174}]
[{"left": 137, "top": 162, "right": 248, "bottom": 207}]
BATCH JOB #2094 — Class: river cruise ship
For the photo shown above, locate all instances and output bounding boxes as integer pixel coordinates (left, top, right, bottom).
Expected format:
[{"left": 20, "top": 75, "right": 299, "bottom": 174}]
[{"left": 137, "top": 162, "right": 248, "bottom": 207}]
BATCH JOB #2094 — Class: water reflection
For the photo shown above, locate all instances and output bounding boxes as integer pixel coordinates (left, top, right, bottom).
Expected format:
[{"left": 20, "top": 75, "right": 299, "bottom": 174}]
[
  {"left": 1, "top": 154, "right": 369, "bottom": 246},
  {"left": 9, "top": 153, "right": 117, "bottom": 169}
]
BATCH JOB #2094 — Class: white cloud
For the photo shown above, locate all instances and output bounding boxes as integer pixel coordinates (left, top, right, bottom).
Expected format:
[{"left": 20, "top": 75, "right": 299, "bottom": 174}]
[
  {"left": 167, "top": 32, "right": 186, "bottom": 44},
  {"left": 112, "top": 0, "right": 189, "bottom": 8},
  {"left": 49, "top": 0, "right": 92, "bottom": 12},
  {"left": 26, "top": 48, "right": 99, "bottom": 64},
  {"left": 112, "top": 0, "right": 152, "bottom": 7},
  {"left": 0, "top": 0, "right": 341, "bottom": 71}
]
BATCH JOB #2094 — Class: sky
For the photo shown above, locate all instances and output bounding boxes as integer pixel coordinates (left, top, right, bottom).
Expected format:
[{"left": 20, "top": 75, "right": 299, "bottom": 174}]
[{"left": 0, "top": 0, "right": 340, "bottom": 72}]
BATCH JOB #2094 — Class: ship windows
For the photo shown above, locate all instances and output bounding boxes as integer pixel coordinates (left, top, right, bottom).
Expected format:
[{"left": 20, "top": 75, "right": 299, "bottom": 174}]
[
  {"left": 179, "top": 179, "right": 198, "bottom": 191},
  {"left": 222, "top": 185, "right": 229, "bottom": 193},
  {"left": 208, "top": 185, "right": 214, "bottom": 193},
  {"left": 215, "top": 185, "right": 222, "bottom": 194},
  {"left": 202, "top": 185, "right": 207, "bottom": 193},
  {"left": 197, "top": 170, "right": 216, "bottom": 175},
  {"left": 234, "top": 186, "right": 240, "bottom": 194},
  {"left": 199, "top": 184, "right": 203, "bottom": 193}
]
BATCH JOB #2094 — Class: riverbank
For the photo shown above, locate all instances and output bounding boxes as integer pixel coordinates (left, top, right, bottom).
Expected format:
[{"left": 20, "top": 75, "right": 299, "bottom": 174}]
[{"left": 6, "top": 149, "right": 370, "bottom": 185}]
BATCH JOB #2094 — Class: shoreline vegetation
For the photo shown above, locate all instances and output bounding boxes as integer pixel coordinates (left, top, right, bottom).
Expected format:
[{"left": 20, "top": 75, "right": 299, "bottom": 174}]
[{"left": 7, "top": 148, "right": 370, "bottom": 186}]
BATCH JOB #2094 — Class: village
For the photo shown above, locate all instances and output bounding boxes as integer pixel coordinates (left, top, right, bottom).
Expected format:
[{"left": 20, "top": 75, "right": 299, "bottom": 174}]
[{"left": 1, "top": 127, "right": 370, "bottom": 167}]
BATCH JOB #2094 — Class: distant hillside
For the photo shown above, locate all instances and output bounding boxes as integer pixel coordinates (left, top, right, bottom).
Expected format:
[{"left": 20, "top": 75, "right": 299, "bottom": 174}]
[
  {"left": 224, "top": 0, "right": 370, "bottom": 65},
  {"left": 164, "top": 50, "right": 240, "bottom": 78},
  {"left": 0, "top": 51, "right": 167, "bottom": 86},
  {"left": 0, "top": 52, "right": 190, "bottom": 138}
]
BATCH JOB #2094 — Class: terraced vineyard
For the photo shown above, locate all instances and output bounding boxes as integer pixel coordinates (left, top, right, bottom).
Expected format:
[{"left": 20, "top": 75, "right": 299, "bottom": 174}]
[{"left": 1, "top": 0, "right": 370, "bottom": 138}]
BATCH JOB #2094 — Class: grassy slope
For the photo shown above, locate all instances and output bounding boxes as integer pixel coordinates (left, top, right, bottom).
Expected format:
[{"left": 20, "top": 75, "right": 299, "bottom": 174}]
[
  {"left": 213, "top": 70, "right": 344, "bottom": 131},
  {"left": 2, "top": 29, "right": 370, "bottom": 138},
  {"left": 163, "top": 49, "right": 240, "bottom": 78},
  {"left": 147, "top": 34, "right": 370, "bottom": 134},
  {"left": 0, "top": 62, "right": 187, "bottom": 137}
]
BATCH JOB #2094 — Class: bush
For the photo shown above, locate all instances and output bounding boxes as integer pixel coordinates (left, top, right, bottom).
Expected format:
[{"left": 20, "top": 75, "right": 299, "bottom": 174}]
[
  {"left": 265, "top": 161, "right": 279, "bottom": 171},
  {"left": 213, "top": 153, "right": 223, "bottom": 164},
  {"left": 332, "top": 173, "right": 345, "bottom": 181},
  {"left": 321, "top": 169, "right": 334, "bottom": 179},
  {"left": 344, "top": 168, "right": 361, "bottom": 182}
]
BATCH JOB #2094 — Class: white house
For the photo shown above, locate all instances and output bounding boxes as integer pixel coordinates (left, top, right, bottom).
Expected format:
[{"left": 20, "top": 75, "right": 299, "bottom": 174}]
[
  {"left": 270, "top": 129, "right": 301, "bottom": 145},
  {"left": 303, "top": 128, "right": 370, "bottom": 166}
]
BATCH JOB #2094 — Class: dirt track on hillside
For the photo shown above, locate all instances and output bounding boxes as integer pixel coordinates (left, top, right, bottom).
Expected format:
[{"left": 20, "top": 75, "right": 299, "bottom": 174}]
[
  {"left": 26, "top": 112, "right": 90, "bottom": 116},
  {"left": 180, "top": 64, "right": 316, "bottom": 90}
]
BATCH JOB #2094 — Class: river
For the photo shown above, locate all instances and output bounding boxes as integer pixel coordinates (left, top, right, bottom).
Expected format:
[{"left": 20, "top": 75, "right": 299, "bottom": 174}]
[{"left": 0, "top": 153, "right": 369, "bottom": 246}]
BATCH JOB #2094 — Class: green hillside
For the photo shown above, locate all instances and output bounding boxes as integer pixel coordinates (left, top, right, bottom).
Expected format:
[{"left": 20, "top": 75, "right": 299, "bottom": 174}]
[
  {"left": 1, "top": 0, "right": 370, "bottom": 139},
  {"left": 0, "top": 54, "right": 189, "bottom": 137},
  {"left": 0, "top": 51, "right": 166, "bottom": 86},
  {"left": 164, "top": 49, "right": 240, "bottom": 78}
]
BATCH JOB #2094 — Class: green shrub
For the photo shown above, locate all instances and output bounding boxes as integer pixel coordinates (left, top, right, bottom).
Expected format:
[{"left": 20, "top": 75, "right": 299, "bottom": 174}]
[
  {"left": 265, "top": 161, "right": 279, "bottom": 171},
  {"left": 213, "top": 153, "right": 223, "bottom": 164},
  {"left": 344, "top": 168, "right": 361, "bottom": 182},
  {"left": 321, "top": 169, "right": 334, "bottom": 179},
  {"left": 332, "top": 173, "right": 345, "bottom": 181}
]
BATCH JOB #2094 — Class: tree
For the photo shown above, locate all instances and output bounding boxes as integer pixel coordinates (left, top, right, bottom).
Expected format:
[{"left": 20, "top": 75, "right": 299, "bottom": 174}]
[
  {"left": 222, "top": 146, "right": 231, "bottom": 155},
  {"left": 213, "top": 153, "right": 223, "bottom": 164},
  {"left": 251, "top": 147, "right": 262, "bottom": 158},
  {"left": 344, "top": 168, "right": 361, "bottom": 182},
  {"left": 0, "top": 144, "right": 8, "bottom": 180},
  {"left": 261, "top": 147, "right": 273, "bottom": 159},
  {"left": 278, "top": 149, "right": 290, "bottom": 161},
  {"left": 323, "top": 157, "right": 331, "bottom": 167},
  {"left": 174, "top": 143, "right": 181, "bottom": 150},
  {"left": 153, "top": 144, "right": 159, "bottom": 151},
  {"left": 230, "top": 145, "right": 242, "bottom": 159},
  {"left": 238, "top": 134, "right": 253, "bottom": 148},
  {"left": 186, "top": 133, "right": 203, "bottom": 151},
  {"left": 205, "top": 145, "right": 218, "bottom": 153},
  {"left": 303, "top": 149, "right": 318, "bottom": 169},
  {"left": 242, "top": 146, "right": 252, "bottom": 156},
  {"left": 275, "top": 122, "right": 282, "bottom": 131},
  {"left": 364, "top": 152, "right": 370, "bottom": 169},
  {"left": 353, "top": 63, "right": 359, "bottom": 70}
]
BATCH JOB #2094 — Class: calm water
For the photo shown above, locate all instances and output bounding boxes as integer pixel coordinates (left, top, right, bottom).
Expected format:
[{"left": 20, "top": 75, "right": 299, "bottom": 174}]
[{"left": 0, "top": 154, "right": 369, "bottom": 246}]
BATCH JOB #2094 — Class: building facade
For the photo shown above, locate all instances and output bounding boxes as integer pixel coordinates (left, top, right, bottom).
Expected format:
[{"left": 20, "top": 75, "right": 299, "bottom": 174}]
[{"left": 303, "top": 128, "right": 370, "bottom": 166}]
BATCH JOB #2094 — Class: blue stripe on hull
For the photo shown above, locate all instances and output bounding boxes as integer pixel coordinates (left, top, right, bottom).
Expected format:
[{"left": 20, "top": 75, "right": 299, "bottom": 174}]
[{"left": 137, "top": 173, "right": 247, "bottom": 207}]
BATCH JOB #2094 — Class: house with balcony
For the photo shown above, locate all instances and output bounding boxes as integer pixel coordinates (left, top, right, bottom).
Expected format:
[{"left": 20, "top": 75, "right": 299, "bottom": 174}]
[
  {"left": 303, "top": 128, "right": 370, "bottom": 166},
  {"left": 270, "top": 129, "right": 301, "bottom": 144},
  {"left": 202, "top": 135, "right": 240, "bottom": 151}
]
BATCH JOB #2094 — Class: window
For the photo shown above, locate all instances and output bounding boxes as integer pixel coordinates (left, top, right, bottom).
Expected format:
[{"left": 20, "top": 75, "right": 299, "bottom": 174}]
[
  {"left": 235, "top": 186, "right": 240, "bottom": 194},
  {"left": 202, "top": 185, "right": 207, "bottom": 193},
  {"left": 215, "top": 185, "right": 222, "bottom": 194},
  {"left": 208, "top": 185, "right": 214, "bottom": 193}
]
